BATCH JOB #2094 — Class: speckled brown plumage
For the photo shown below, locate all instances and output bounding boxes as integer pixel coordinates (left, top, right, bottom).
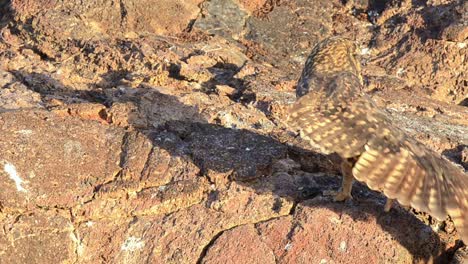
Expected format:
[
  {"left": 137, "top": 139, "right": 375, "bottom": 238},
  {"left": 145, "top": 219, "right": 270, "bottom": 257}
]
[{"left": 287, "top": 37, "right": 468, "bottom": 242}]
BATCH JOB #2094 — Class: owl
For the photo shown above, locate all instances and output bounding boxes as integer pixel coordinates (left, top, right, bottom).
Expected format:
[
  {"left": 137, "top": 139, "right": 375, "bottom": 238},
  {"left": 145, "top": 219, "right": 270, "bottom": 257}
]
[{"left": 287, "top": 37, "right": 468, "bottom": 242}]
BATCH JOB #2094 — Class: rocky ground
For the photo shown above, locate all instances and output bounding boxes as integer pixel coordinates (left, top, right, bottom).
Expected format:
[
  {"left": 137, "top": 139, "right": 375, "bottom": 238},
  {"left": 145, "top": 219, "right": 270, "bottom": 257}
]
[{"left": 0, "top": 0, "right": 466, "bottom": 263}]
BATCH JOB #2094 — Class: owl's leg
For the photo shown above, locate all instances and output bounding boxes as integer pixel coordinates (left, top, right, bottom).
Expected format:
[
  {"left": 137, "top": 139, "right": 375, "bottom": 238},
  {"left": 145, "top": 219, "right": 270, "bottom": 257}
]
[
  {"left": 334, "top": 158, "right": 355, "bottom": 202},
  {"left": 384, "top": 198, "right": 395, "bottom": 212}
]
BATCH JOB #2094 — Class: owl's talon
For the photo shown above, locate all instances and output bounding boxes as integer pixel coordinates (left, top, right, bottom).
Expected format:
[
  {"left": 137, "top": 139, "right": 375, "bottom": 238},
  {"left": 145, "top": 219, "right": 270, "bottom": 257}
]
[
  {"left": 333, "top": 191, "right": 353, "bottom": 202},
  {"left": 384, "top": 198, "right": 395, "bottom": 212}
]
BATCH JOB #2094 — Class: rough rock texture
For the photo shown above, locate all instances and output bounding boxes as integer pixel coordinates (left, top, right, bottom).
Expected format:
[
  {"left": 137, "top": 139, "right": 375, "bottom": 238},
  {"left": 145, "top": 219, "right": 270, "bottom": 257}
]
[
  {"left": 202, "top": 197, "right": 446, "bottom": 263},
  {"left": 0, "top": 110, "right": 123, "bottom": 209},
  {"left": 0, "top": 0, "right": 467, "bottom": 263},
  {"left": 8, "top": 0, "right": 204, "bottom": 38},
  {"left": 257, "top": 199, "right": 442, "bottom": 263}
]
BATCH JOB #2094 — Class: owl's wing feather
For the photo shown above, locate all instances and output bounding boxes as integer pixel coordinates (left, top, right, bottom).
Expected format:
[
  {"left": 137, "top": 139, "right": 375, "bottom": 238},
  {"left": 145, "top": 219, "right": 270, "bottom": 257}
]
[
  {"left": 288, "top": 72, "right": 468, "bottom": 241},
  {"left": 355, "top": 134, "right": 468, "bottom": 241}
]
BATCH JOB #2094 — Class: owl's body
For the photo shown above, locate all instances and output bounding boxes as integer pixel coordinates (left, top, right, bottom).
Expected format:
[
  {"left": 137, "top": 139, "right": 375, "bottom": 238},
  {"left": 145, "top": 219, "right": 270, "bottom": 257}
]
[{"left": 288, "top": 37, "right": 468, "bottom": 242}]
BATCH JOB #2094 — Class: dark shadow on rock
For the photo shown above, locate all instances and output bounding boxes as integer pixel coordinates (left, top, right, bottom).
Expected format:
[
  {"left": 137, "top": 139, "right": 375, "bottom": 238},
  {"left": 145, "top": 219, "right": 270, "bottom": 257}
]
[
  {"left": 0, "top": 1, "right": 12, "bottom": 23},
  {"left": 10, "top": 70, "right": 109, "bottom": 106},
  {"left": 198, "top": 61, "right": 252, "bottom": 103},
  {"left": 14, "top": 69, "right": 457, "bottom": 262},
  {"left": 369, "top": 1, "right": 463, "bottom": 45},
  {"left": 459, "top": 98, "right": 468, "bottom": 107},
  {"left": 442, "top": 145, "right": 468, "bottom": 171},
  {"left": 417, "top": 1, "right": 465, "bottom": 41}
]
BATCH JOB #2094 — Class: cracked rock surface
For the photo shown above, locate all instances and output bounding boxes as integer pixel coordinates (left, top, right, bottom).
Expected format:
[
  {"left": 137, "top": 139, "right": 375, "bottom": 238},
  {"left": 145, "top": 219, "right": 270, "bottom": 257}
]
[{"left": 0, "top": 0, "right": 467, "bottom": 263}]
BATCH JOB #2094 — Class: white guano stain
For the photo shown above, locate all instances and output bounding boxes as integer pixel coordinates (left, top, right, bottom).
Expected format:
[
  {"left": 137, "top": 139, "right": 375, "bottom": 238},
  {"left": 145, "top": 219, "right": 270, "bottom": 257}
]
[
  {"left": 339, "top": 241, "right": 347, "bottom": 253},
  {"left": 4, "top": 163, "right": 27, "bottom": 193},
  {"left": 396, "top": 68, "right": 406, "bottom": 77},
  {"left": 64, "top": 141, "right": 84, "bottom": 159},
  {"left": 121, "top": 236, "right": 145, "bottom": 252},
  {"left": 360, "top": 47, "right": 370, "bottom": 55},
  {"left": 17, "top": 130, "right": 33, "bottom": 135}
]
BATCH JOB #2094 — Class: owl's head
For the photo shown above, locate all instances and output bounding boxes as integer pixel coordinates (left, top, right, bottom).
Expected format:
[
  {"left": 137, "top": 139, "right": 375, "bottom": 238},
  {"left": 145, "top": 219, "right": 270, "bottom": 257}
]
[
  {"left": 296, "top": 37, "right": 363, "bottom": 98},
  {"left": 307, "top": 37, "right": 361, "bottom": 77}
]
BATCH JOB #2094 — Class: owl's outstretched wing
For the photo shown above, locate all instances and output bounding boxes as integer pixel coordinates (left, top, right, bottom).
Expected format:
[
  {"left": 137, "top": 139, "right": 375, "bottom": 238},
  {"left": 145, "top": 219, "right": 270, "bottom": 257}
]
[{"left": 287, "top": 72, "right": 468, "bottom": 241}]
